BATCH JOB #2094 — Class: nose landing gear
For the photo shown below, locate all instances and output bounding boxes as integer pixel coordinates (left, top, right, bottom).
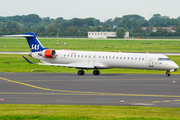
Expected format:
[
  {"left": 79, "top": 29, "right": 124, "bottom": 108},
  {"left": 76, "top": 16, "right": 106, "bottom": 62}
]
[{"left": 166, "top": 70, "right": 170, "bottom": 77}]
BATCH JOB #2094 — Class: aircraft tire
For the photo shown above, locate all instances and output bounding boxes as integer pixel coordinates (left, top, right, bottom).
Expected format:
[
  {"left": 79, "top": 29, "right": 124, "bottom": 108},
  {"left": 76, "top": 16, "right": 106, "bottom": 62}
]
[
  {"left": 166, "top": 71, "right": 170, "bottom": 77},
  {"left": 93, "top": 70, "right": 100, "bottom": 75},
  {"left": 78, "top": 70, "right": 85, "bottom": 75}
]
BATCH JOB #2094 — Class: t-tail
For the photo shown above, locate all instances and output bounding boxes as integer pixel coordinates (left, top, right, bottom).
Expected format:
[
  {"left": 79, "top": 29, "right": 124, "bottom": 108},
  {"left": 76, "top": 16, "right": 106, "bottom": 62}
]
[
  {"left": 22, "top": 32, "right": 48, "bottom": 52},
  {"left": 3, "top": 32, "right": 56, "bottom": 58},
  {"left": 23, "top": 33, "right": 56, "bottom": 57}
]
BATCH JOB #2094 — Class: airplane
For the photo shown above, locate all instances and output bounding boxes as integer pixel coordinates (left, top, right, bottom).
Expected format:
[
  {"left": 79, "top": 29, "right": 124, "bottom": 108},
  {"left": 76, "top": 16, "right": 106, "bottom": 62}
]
[{"left": 3, "top": 32, "right": 179, "bottom": 77}]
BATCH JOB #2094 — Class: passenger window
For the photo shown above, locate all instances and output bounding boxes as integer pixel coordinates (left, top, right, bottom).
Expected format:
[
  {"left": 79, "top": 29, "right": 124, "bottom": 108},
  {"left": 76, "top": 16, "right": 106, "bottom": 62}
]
[
  {"left": 82, "top": 55, "right": 83, "bottom": 57},
  {"left": 106, "top": 56, "right": 108, "bottom": 59},
  {"left": 102, "top": 56, "right": 104, "bottom": 58},
  {"left": 120, "top": 57, "right": 122, "bottom": 59},
  {"left": 142, "top": 58, "right": 144, "bottom": 60},
  {"left": 139, "top": 58, "right": 141, "bottom": 60},
  {"left": 109, "top": 56, "right": 111, "bottom": 59},
  {"left": 99, "top": 56, "right": 101, "bottom": 58},
  {"left": 124, "top": 57, "right": 126, "bottom": 59},
  {"left": 64, "top": 54, "right": 66, "bottom": 57},
  {"left": 78, "top": 55, "right": 80, "bottom": 57},
  {"left": 113, "top": 57, "right": 115, "bottom": 59},
  {"left": 74, "top": 55, "right": 76, "bottom": 57},
  {"left": 85, "top": 55, "right": 87, "bottom": 58},
  {"left": 67, "top": 55, "right": 69, "bottom": 57},
  {"left": 135, "top": 58, "right": 137, "bottom": 60},
  {"left": 131, "top": 57, "right": 133, "bottom": 60},
  {"left": 71, "top": 55, "right": 73, "bottom": 57},
  {"left": 128, "top": 57, "right": 129, "bottom": 60},
  {"left": 116, "top": 57, "right": 118, "bottom": 59}
]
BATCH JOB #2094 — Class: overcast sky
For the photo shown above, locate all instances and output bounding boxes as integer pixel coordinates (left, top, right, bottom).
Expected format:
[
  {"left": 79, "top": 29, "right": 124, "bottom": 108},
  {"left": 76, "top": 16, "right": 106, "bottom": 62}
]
[{"left": 0, "top": 0, "right": 180, "bottom": 21}]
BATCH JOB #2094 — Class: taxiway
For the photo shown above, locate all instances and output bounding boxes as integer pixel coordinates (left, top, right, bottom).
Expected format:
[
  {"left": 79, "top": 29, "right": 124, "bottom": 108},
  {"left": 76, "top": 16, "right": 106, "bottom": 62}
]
[{"left": 0, "top": 73, "right": 180, "bottom": 107}]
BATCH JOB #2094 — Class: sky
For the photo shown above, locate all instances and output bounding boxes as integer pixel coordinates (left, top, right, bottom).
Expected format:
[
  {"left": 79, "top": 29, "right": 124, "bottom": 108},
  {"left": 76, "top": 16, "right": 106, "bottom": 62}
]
[{"left": 0, "top": 0, "right": 180, "bottom": 22}]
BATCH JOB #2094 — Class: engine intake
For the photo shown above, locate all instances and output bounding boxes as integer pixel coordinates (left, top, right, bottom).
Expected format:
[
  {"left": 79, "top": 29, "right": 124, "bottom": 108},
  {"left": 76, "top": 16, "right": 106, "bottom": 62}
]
[{"left": 38, "top": 49, "right": 56, "bottom": 58}]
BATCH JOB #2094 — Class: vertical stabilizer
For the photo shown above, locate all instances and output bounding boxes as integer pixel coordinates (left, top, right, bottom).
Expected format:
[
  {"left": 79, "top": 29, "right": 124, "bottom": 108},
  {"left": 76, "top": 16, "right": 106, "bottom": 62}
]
[{"left": 22, "top": 32, "right": 48, "bottom": 52}]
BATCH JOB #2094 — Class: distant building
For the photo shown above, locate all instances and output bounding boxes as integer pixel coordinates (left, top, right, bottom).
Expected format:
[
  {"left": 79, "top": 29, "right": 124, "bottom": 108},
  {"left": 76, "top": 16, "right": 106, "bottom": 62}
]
[
  {"left": 141, "top": 27, "right": 176, "bottom": 32},
  {"left": 88, "top": 32, "right": 117, "bottom": 39},
  {"left": 124, "top": 32, "right": 129, "bottom": 39}
]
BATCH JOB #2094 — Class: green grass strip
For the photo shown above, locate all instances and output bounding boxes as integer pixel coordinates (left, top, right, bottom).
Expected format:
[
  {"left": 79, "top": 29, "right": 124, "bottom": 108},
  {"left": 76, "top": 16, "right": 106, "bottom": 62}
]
[
  {"left": 0, "top": 37, "right": 180, "bottom": 53},
  {"left": 0, "top": 105, "right": 180, "bottom": 120}
]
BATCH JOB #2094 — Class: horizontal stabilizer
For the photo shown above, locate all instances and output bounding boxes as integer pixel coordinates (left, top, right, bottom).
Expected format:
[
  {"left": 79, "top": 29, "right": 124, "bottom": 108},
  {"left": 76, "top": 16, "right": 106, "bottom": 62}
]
[
  {"left": 3, "top": 32, "right": 47, "bottom": 52},
  {"left": 3, "top": 35, "right": 34, "bottom": 37}
]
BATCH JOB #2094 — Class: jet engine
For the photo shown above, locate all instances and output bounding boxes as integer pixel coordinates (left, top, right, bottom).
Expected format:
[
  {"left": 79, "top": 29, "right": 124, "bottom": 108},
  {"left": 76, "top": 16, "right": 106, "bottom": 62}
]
[{"left": 38, "top": 49, "right": 56, "bottom": 58}]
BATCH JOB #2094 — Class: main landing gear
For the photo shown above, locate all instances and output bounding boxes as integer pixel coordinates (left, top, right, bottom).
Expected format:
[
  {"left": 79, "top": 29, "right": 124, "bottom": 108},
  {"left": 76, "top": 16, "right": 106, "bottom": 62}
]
[
  {"left": 77, "top": 69, "right": 100, "bottom": 75},
  {"left": 166, "top": 70, "right": 170, "bottom": 77},
  {"left": 78, "top": 69, "right": 85, "bottom": 75},
  {"left": 93, "top": 70, "right": 100, "bottom": 75}
]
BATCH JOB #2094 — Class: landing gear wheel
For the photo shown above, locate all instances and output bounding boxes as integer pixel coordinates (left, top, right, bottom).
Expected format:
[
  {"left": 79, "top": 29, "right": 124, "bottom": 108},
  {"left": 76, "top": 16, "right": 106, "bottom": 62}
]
[
  {"left": 166, "top": 71, "right": 170, "bottom": 77},
  {"left": 78, "top": 70, "right": 85, "bottom": 75},
  {"left": 93, "top": 70, "right": 100, "bottom": 75}
]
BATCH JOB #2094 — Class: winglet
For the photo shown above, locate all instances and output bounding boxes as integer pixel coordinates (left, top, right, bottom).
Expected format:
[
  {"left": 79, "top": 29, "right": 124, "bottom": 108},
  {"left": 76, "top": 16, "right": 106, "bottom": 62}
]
[{"left": 22, "top": 55, "right": 34, "bottom": 64}]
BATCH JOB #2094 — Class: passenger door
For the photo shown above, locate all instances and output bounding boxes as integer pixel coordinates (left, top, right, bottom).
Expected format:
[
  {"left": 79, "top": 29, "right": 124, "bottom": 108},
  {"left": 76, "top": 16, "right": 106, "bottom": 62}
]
[{"left": 148, "top": 57, "right": 154, "bottom": 67}]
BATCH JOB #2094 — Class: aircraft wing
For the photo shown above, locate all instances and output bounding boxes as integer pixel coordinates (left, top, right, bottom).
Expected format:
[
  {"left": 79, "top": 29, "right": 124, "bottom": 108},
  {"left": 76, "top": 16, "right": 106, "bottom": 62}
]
[
  {"left": 22, "top": 55, "right": 94, "bottom": 69},
  {"left": 38, "top": 63, "right": 94, "bottom": 69}
]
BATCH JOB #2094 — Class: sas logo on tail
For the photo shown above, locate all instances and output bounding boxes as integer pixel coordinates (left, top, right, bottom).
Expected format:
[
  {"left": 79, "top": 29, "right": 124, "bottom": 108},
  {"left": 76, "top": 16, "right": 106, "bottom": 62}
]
[{"left": 31, "top": 44, "right": 40, "bottom": 50}]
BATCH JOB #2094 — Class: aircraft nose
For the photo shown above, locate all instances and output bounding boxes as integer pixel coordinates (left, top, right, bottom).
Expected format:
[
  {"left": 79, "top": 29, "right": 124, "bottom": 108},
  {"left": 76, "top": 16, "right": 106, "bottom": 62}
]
[{"left": 172, "top": 62, "right": 179, "bottom": 69}]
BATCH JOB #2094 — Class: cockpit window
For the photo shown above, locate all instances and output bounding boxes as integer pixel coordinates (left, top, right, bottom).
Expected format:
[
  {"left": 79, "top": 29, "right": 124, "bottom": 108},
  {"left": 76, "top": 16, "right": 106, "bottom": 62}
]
[
  {"left": 158, "top": 58, "right": 171, "bottom": 61},
  {"left": 165, "top": 58, "right": 171, "bottom": 61}
]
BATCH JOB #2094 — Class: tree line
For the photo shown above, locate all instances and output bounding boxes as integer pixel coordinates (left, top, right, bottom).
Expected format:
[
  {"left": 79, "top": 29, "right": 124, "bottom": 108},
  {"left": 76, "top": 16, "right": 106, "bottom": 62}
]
[{"left": 1, "top": 14, "right": 180, "bottom": 37}]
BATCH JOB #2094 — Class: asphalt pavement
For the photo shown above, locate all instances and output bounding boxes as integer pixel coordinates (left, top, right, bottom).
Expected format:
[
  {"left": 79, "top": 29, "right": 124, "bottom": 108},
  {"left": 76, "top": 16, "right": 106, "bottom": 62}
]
[{"left": 0, "top": 73, "right": 180, "bottom": 107}]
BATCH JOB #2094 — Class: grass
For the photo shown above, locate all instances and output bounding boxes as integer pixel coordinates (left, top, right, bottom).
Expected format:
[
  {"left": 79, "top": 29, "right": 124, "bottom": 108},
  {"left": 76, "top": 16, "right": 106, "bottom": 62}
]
[
  {"left": 0, "top": 37, "right": 180, "bottom": 52},
  {"left": 0, "top": 54, "right": 180, "bottom": 74},
  {"left": 0, "top": 104, "right": 180, "bottom": 120},
  {"left": 0, "top": 38, "right": 180, "bottom": 119}
]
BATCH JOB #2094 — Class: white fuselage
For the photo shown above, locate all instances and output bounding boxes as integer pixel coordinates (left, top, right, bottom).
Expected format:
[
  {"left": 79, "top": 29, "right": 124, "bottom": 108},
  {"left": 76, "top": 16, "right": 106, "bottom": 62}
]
[{"left": 31, "top": 50, "right": 179, "bottom": 71}]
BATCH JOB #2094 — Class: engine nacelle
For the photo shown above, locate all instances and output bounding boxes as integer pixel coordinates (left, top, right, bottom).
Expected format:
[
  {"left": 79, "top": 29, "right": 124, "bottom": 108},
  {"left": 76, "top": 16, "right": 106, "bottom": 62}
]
[{"left": 38, "top": 49, "right": 56, "bottom": 58}]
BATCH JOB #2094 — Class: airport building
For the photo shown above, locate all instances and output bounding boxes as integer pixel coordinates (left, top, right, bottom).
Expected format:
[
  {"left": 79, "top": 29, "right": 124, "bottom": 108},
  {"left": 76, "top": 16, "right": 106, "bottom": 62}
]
[
  {"left": 141, "top": 27, "right": 176, "bottom": 32},
  {"left": 124, "top": 32, "right": 129, "bottom": 39},
  {"left": 88, "top": 32, "right": 117, "bottom": 39}
]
